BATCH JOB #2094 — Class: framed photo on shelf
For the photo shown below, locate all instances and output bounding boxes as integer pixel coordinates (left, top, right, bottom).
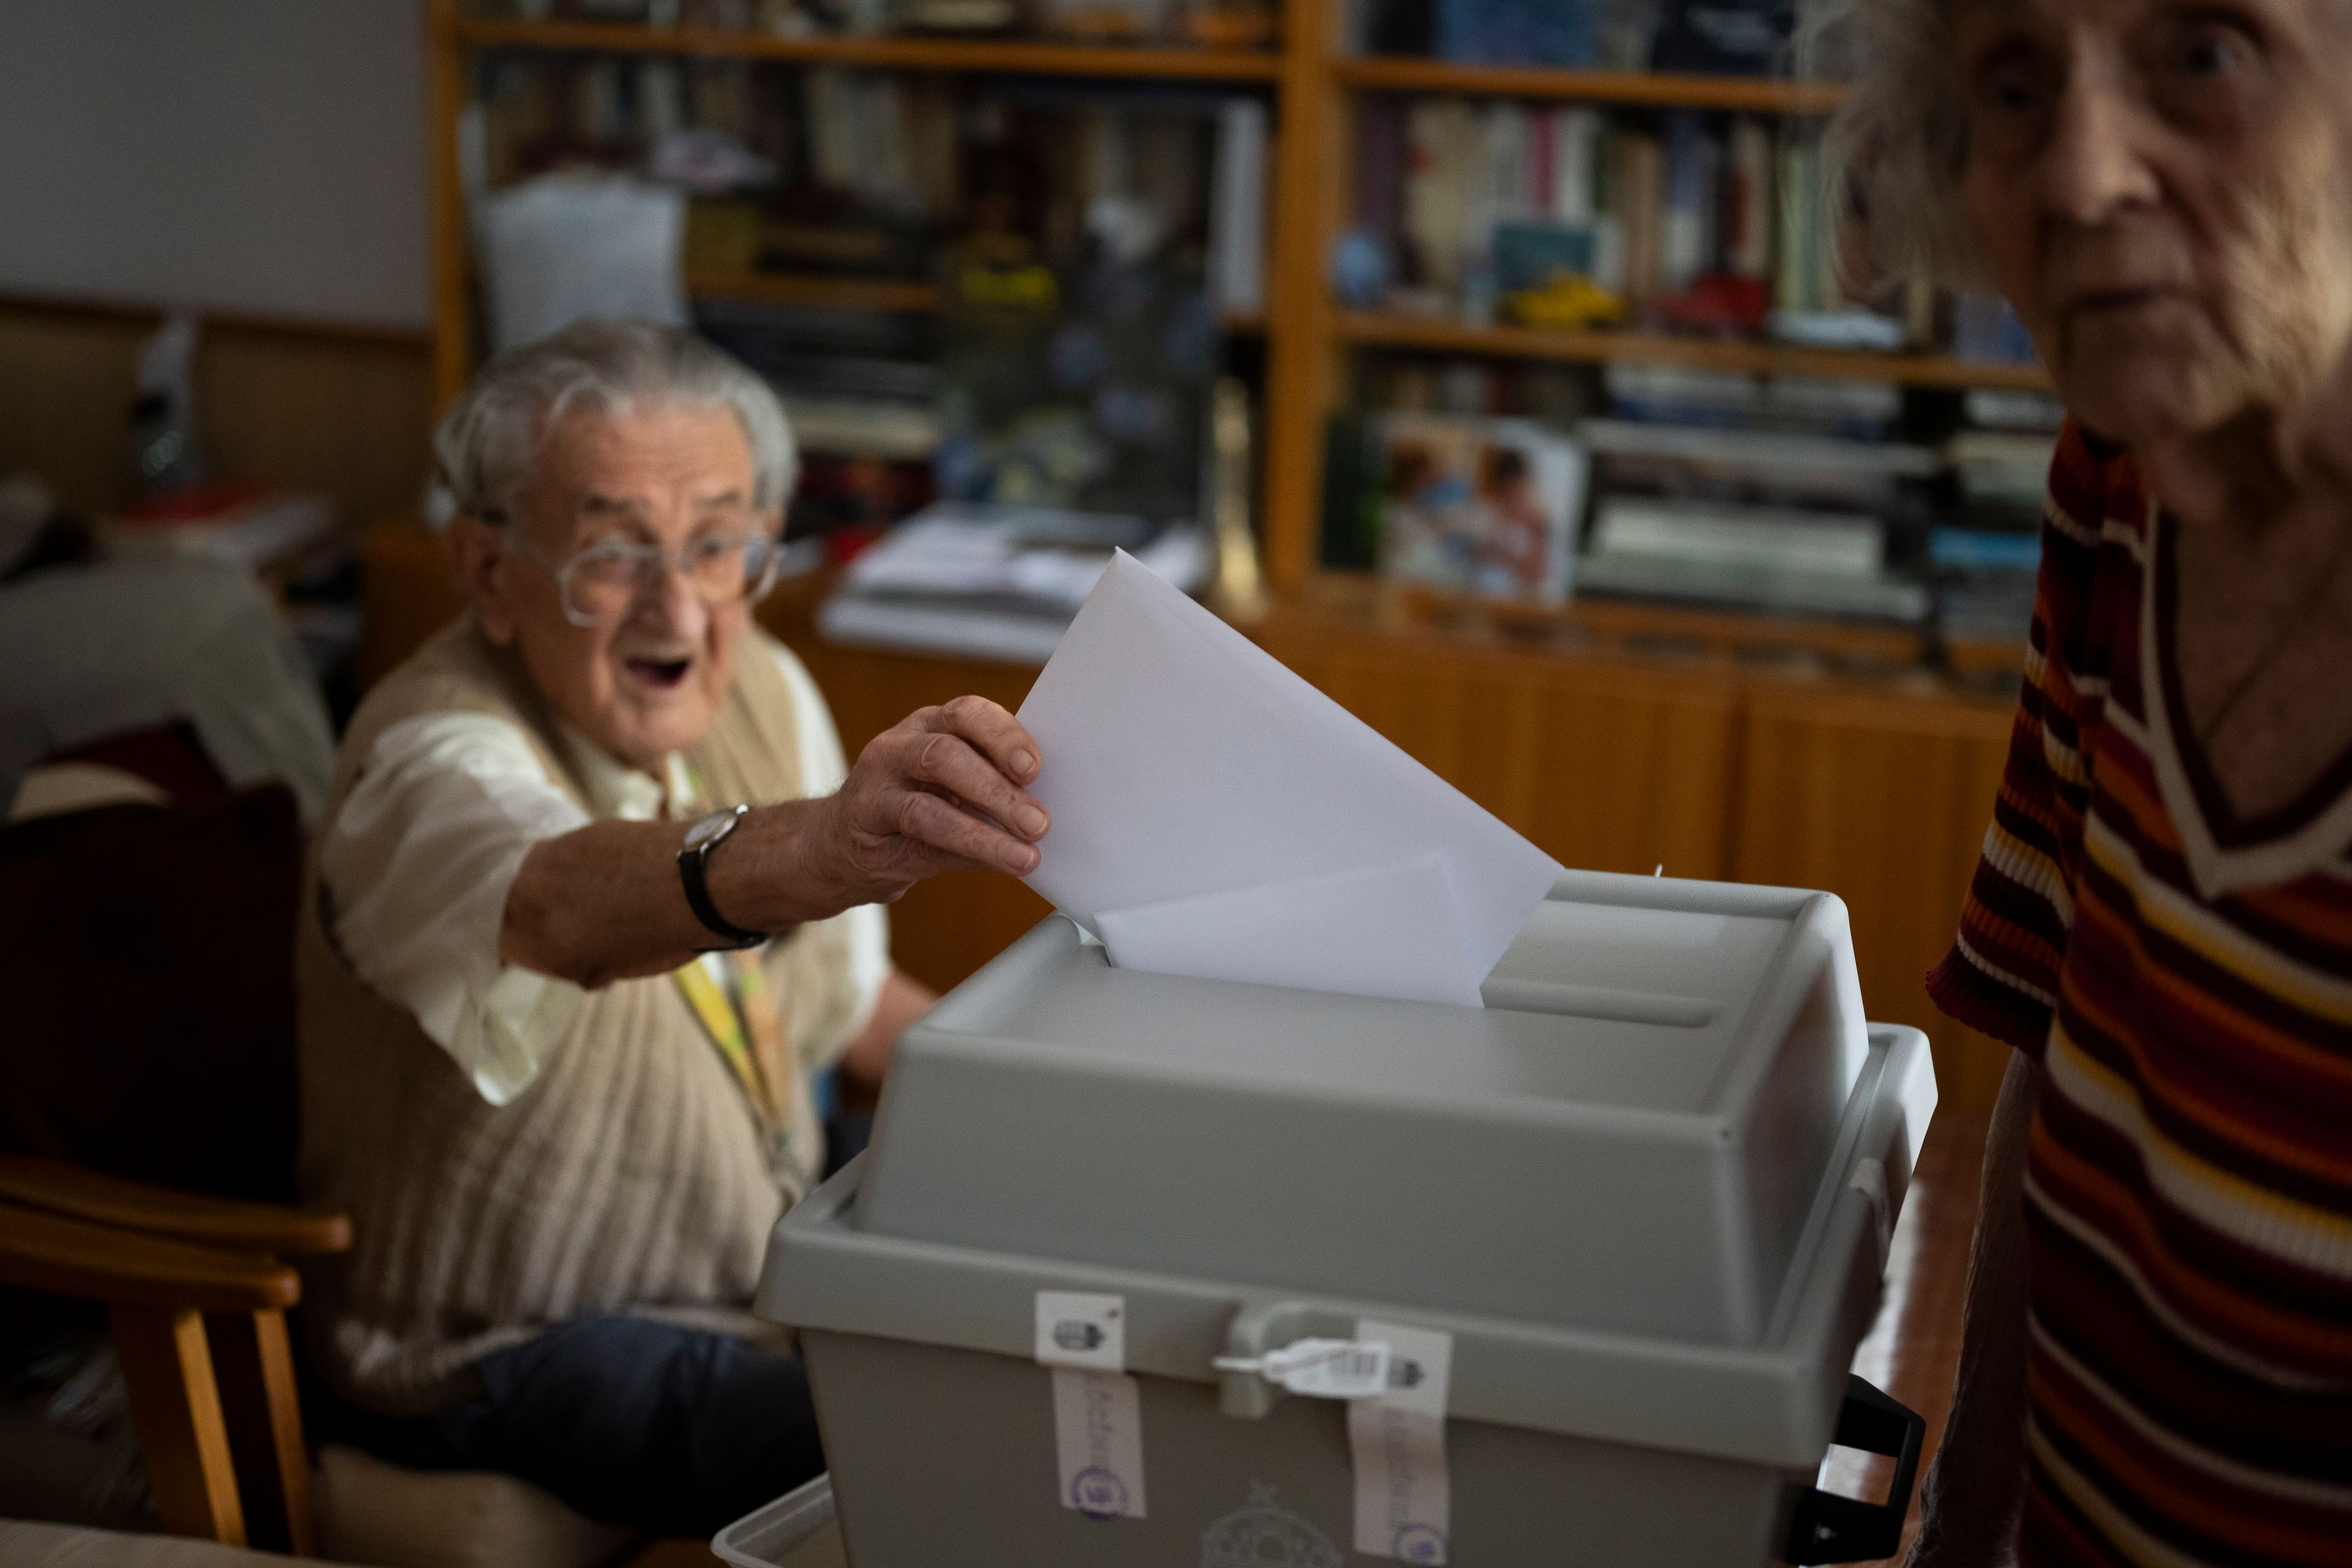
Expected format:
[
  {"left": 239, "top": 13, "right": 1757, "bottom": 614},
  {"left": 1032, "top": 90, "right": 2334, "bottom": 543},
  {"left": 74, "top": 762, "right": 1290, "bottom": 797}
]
[{"left": 1372, "top": 413, "right": 1588, "bottom": 605}]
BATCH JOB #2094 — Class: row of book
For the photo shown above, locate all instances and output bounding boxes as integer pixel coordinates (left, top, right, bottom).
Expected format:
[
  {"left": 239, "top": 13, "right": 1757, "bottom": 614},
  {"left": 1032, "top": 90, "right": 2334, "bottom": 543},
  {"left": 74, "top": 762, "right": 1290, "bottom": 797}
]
[
  {"left": 473, "top": 55, "right": 1267, "bottom": 306},
  {"left": 1351, "top": 0, "right": 1793, "bottom": 75},
  {"left": 472, "top": 0, "right": 1280, "bottom": 48},
  {"left": 1344, "top": 96, "right": 2037, "bottom": 363},
  {"left": 1320, "top": 369, "right": 2060, "bottom": 639},
  {"left": 474, "top": 53, "right": 962, "bottom": 225}
]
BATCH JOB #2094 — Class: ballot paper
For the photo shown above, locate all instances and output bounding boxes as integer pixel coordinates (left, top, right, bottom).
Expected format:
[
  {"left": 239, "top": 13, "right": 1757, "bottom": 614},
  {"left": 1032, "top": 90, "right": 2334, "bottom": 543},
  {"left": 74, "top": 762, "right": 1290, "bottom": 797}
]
[{"left": 1017, "top": 552, "right": 1561, "bottom": 1006}]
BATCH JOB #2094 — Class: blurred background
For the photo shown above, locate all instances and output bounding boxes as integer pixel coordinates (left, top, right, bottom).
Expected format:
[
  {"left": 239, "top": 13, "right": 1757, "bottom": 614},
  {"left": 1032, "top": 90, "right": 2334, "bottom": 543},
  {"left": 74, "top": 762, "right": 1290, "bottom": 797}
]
[{"left": 0, "top": 0, "right": 2037, "bottom": 1117}]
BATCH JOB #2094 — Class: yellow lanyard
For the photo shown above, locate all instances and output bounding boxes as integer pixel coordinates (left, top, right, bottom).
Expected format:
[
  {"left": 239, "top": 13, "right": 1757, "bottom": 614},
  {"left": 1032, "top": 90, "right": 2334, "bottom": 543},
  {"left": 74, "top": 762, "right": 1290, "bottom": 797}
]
[{"left": 673, "top": 948, "right": 783, "bottom": 1122}]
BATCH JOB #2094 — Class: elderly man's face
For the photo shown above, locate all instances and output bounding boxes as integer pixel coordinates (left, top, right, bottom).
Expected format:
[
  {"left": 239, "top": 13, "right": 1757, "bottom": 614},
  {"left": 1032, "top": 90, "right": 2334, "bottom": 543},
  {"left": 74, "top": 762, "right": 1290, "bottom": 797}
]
[
  {"left": 475, "top": 405, "right": 765, "bottom": 774},
  {"left": 1955, "top": 0, "right": 2352, "bottom": 442}
]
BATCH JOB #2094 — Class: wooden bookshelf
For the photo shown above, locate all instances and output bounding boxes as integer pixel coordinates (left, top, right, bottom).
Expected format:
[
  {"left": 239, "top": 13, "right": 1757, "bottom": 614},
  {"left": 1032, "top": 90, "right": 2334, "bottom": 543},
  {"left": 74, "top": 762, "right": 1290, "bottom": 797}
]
[
  {"left": 1333, "top": 56, "right": 1847, "bottom": 113},
  {"left": 426, "top": 0, "right": 2050, "bottom": 576},
  {"left": 1336, "top": 312, "right": 2056, "bottom": 391},
  {"left": 452, "top": 14, "right": 1283, "bottom": 79}
]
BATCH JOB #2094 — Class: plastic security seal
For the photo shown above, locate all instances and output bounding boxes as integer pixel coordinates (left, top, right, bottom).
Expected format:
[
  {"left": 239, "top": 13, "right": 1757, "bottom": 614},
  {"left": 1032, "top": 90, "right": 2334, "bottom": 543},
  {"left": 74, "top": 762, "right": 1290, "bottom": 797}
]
[
  {"left": 1035, "top": 1291, "right": 1147, "bottom": 1520},
  {"left": 1213, "top": 1338, "right": 1403, "bottom": 1400}
]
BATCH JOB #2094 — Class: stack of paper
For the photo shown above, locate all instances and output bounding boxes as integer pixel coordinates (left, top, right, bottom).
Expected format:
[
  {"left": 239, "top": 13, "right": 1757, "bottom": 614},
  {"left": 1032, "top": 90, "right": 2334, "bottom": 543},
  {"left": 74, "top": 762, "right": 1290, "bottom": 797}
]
[
  {"left": 819, "top": 505, "right": 1210, "bottom": 664},
  {"left": 1017, "top": 553, "right": 1561, "bottom": 1007}
]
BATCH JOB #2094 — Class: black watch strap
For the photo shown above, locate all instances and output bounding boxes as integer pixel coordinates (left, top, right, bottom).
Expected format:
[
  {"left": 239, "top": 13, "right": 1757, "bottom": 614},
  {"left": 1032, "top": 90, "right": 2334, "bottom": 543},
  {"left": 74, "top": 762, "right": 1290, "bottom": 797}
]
[{"left": 679, "top": 807, "right": 767, "bottom": 950}]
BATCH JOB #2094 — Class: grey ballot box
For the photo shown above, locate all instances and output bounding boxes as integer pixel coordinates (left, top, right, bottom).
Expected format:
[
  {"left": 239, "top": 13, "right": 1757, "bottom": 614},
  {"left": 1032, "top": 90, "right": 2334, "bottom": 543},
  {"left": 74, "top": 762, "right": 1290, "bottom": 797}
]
[{"left": 758, "top": 870, "right": 1938, "bottom": 1567}]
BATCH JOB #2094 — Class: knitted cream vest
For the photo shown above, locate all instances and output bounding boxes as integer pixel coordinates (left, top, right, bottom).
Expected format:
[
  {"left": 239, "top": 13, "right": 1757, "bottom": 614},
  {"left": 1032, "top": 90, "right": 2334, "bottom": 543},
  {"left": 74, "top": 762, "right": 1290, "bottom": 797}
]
[{"left": 295, "top": 619, "right": 861, "bottom": 1414}]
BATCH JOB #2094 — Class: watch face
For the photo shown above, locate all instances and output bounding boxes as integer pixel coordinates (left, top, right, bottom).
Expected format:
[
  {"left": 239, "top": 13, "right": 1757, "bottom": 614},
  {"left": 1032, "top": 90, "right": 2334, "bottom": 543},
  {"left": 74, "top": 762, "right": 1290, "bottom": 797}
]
[{"left": 684, "top": 807, "right": 738, "bottom": 852}]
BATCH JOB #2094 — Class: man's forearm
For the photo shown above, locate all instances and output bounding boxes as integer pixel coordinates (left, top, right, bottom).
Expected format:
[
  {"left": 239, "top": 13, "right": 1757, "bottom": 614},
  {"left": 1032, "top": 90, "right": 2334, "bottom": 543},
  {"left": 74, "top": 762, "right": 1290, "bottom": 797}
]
[
  {"left": 1905, "top": 1051, "right": 2041, "bottom": 1567},
  {"left": 500, "top": 799, "right": 848, "bottom": 988}
]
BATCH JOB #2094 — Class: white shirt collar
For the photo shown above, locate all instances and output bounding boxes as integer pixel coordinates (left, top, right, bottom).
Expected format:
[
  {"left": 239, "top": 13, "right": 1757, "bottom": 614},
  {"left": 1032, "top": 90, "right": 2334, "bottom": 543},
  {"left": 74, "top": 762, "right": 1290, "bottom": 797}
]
[{"left": 555, "top": 722, "right": 700, "bottom": 823}]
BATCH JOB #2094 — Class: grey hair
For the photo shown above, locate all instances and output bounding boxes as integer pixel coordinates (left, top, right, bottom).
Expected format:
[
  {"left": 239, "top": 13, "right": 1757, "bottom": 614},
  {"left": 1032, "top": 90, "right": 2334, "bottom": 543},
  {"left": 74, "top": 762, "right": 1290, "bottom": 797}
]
[
  {"left": 426, "top": 319, "right": 797, "bottom": 530},
  {"left": 1803, "top": 0, "right": 1980, "bottom": 290}
]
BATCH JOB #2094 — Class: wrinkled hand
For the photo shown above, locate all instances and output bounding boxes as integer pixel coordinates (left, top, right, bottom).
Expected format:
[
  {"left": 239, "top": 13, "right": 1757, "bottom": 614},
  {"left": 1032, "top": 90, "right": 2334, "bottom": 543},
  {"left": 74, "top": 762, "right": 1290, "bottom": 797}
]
[{"left": 816, "top": 695, "right": 1048, "bottom": 904}]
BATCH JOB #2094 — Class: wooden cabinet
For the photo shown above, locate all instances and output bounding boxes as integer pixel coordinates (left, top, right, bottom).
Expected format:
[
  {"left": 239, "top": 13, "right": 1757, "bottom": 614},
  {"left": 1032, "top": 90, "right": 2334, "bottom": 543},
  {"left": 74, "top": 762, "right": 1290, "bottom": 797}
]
[
  {"left": 1731, "top": 684, "right": 2018, "bottom": 1118},
  {"left": 1248, "top": 611, "right": 1742, "bottom": 880}
]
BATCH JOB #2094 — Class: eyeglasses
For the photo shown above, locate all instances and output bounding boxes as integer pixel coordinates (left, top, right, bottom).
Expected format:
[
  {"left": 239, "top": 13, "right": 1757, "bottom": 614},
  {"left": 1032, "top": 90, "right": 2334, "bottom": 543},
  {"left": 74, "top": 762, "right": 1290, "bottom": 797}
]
[{"left": 505, "top": 528, "right": 786, "bottom": 628}]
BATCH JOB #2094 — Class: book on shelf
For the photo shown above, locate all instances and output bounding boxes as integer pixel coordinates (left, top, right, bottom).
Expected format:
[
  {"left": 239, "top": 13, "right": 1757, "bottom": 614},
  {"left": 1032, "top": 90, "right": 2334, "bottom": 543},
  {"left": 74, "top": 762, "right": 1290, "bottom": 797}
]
[
  {"left": 1579, "top": 417, "right": 1936, "bottom": 509},
  {"left": 1601, "top": 363, "right": 1899, "bottom": 437},
  {"left": 1945, "top": 428, "right": 2059, "bottom": 519},
  {"left": 1434, "top": 0, "right": 1599, "bottom": 66},
  {"left": 1580, "top": 497, "right": 1928, "bottom": 621},
  {"left": 1343, "top": 100, "right": 1962, "bottom": 355},
  {"left": 1590, "top": 497, "right": 1883, "bottom": 577},
  {"left": 1648, "top": 0, "right": 1795, "bottom": 75},
  {"left": 471, "top": 0, "right": 1281, "bottom": 48},
  {"left": 1348, "top": 0, "right": 1822, "bottom": 70},
  {"left": 1931, "top": 524, "right": 2041, "bottom": 644},
  {"left": 818, "top": 502, "right": 1210, "bottom": 660},
  {"left": 780, "top": 395, "right": 944, "bottom": 459},
  {"left": 1208, "top": 97, "right": 1269, "bottom": 315},
  {"left": 1577, "top": 551, "right": 1932, "bottom": 622},
  {"left": 1319, "top": 413, "right": 1382, "bottom": 571},
  {"left": 1571, "top": 390, "right": 1938, "bottom": 623}
]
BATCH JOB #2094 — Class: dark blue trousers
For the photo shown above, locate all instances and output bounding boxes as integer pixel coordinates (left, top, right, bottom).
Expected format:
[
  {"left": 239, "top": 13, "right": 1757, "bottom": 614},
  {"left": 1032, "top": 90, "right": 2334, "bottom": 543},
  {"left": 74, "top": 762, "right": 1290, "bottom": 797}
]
[{"left": 411, "top": 1317, "right": 825, "bottom": 1537}]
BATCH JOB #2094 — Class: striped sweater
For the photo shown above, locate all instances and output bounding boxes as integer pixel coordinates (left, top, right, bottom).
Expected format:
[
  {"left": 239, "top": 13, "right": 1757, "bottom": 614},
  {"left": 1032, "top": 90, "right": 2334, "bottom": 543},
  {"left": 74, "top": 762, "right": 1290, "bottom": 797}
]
[{"left": 1928, "top": 421, "right": 2352, "bottom": 1567}]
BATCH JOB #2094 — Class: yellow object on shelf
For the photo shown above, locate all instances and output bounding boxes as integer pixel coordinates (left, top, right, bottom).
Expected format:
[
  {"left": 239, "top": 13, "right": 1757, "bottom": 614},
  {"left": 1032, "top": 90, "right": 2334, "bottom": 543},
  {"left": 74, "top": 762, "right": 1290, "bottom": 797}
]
[{"left": 1503, "top": 274, "right": 1627, "bottom": 331}]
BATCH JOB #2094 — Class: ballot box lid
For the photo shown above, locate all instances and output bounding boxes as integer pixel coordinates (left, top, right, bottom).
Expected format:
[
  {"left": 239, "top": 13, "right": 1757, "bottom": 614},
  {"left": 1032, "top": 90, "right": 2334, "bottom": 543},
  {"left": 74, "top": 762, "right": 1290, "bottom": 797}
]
[{"left": 760, "top": 872, "right": 1939, "bottom": 1460}]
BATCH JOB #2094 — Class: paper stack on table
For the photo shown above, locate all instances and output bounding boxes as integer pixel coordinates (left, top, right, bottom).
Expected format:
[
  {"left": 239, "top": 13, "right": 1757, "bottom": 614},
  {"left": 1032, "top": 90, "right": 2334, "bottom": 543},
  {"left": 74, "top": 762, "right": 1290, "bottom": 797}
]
[{"left": 1017, "top": 552, "right": 1561, "bottom": 1006}]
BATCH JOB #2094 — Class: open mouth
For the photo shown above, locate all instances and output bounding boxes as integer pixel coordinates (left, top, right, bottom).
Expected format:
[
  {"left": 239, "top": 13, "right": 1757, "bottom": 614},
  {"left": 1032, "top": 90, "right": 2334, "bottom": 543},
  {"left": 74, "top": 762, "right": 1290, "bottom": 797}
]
[{"left": 623, "top": 655, "right": 693, "bottom": 690}]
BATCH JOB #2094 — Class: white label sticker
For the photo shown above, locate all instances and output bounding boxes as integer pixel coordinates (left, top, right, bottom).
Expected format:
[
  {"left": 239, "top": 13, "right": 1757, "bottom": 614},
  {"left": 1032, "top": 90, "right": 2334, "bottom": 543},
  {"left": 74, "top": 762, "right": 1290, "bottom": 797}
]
[
  {"left": 1348, "top": 1319, "right": 1452, "bottom": 1564},
  {"left": 1051, "top": 1366, "right": 1148, "bottom": 1520},
  {"left": 1035, "top": 1291, "right": 1126, "bottom": 1371}
]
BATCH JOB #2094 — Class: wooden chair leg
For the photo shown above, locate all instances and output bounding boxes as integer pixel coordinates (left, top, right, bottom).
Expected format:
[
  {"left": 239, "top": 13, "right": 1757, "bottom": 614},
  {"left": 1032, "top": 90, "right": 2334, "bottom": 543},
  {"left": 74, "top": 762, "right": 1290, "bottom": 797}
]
[
  {"left": 208, "top": 1307, "right": 317, "bottom": 1556},
  {"left": 109, "top": 1302, "right": 246, "bottom": 1546}
]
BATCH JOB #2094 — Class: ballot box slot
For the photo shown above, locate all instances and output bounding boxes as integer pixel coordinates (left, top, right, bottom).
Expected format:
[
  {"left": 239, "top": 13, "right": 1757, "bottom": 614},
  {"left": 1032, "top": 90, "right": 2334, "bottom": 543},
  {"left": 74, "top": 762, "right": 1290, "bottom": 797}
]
[{"left": 1478, "top": 978, "right": 1716, "bottom": 1028}]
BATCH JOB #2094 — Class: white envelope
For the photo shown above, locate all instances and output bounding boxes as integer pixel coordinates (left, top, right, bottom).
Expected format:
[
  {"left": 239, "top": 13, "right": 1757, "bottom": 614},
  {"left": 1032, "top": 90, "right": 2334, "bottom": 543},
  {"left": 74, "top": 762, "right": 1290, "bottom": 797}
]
[
  {"left": 1017, "top": 552, "right": 1560, "bottom": 1003},
  {"left": 1096, "top": 856, "right": 1483, "bottom": 1006}
]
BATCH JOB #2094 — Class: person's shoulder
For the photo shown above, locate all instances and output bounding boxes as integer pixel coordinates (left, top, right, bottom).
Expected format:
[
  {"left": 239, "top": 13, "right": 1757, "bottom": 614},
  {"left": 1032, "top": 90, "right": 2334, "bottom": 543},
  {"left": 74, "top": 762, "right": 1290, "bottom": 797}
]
[
  {"left": 2030, "top": 417, "right": 2146, "bottom": 682},
  {"left": 336, "top": 620, "right": 540, "bottom": 778},
  {"left": 740, "top": 625, "right": 826, "bottom": 707},
  {"left": 2045, "top": 417, "right": 2124, "bottom": 542}
]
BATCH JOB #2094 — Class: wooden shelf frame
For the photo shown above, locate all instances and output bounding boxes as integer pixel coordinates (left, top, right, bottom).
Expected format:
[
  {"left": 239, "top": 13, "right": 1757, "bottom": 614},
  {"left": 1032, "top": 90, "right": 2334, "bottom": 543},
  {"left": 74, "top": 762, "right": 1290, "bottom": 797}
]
[
  {"left": 1336, "top": 312, "right": 2054, "bottom": 391},
  {"left": 687, "top": 268, "right": 1266, "bottom": 333},
  {"left": 452, "top": 13, "right": 1283, "bottom": 78},
  {"left": 1333, "top": 56, "right": 1847, "bottom": 113}
]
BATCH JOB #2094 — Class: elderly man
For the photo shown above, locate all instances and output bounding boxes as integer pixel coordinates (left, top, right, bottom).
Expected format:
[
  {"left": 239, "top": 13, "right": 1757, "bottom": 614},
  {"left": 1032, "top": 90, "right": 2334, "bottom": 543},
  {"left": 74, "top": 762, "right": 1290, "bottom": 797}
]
[
  {"left": 296, "top": 320, "right": 1049, "bottom": 1535},
  {"left": 1820, "top": 0, "right": 2352, "bottom": 1562}
]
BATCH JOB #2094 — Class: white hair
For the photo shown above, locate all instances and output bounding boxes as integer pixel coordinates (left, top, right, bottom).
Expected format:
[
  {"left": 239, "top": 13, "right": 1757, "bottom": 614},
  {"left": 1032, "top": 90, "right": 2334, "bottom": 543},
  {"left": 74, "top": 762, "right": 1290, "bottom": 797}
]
[
  {"left": 426, "top": 319, "right": 798, "bottom": 530},
  {"left": 1805, "top": 0, "right": 1980, "bottom": 290}
]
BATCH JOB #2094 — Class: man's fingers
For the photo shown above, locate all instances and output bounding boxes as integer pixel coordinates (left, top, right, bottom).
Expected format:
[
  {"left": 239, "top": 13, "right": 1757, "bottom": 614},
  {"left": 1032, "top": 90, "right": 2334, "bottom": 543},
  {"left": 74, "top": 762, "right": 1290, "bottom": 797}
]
[
  {"left": 889, "top": 788, "right": 1040, "bottom": 874},
  {"left": 932, "top": 695, "right": 1042, "bottom": 786},
  {"left": 905, "top": 730, "right": 1049, "bottom": 841}
]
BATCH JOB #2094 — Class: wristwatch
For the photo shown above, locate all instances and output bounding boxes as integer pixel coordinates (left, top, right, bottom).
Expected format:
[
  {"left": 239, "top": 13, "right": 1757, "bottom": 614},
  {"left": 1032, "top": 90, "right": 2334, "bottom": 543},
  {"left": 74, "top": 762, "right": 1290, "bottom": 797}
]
[{"left": 678, "top": 805, "right": 767, "bottom": 949}]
